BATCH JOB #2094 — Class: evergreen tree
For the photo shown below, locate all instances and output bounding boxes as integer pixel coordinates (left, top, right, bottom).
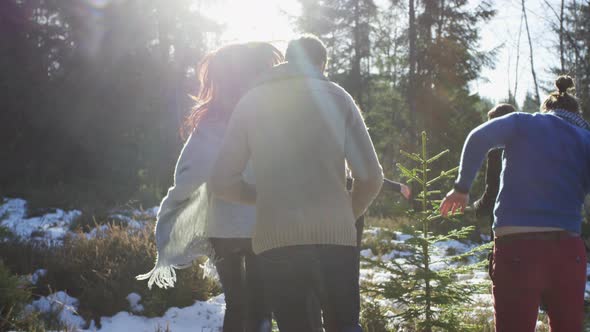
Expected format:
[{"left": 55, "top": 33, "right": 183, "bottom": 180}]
[
  {"left": 296, "top": 0, "right": 377, "bottom": 109},
  {"left": 521, "top": 91, "right": 539, "bottom": 113},
  {"left": 363, "top": 132, "right": 491, "bottom": 331},
  {"left": 0, "top": 0, "right": 222, "bottom": 209},
  {"left": 560, "top": 0, "right": 590, "bottom": 117},
  {"left": 412, "top": 0, "right": 496, "bottom": 160}
]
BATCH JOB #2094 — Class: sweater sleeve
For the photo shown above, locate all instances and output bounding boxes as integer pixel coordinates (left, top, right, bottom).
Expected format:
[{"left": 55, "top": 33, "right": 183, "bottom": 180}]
[
  {"left": 455, "top": 113, "right": 519, "bottom": 193},
  {"left": 345, "top": 98, "right": 384, "bottom": 218},
  {"left": 157, "top": 130, "right": 219, "bottom": 220},
  {"left": 209, "top": 102, "right": 257, "bottom": 205}
]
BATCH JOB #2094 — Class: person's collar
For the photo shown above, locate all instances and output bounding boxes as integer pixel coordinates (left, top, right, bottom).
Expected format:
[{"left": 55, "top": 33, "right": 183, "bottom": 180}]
[
  {"left": 547, "top": 109, "right": 590, "bottom": 130},
  {"left": 251, "top": 62, "right": 328, "bottom": 88}
]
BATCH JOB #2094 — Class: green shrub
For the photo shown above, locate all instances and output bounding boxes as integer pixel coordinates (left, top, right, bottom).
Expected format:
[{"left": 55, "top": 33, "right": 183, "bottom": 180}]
[
  {"left": 360, "top": 300, "right": 389, "bottom": 332},
  {"left": 0, "top": 260, "right": 51, "bottom": 332}
]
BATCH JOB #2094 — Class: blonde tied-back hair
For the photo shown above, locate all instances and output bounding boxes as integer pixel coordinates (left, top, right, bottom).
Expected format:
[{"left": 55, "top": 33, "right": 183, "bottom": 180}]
[{"left": 541, "top": 75, "right": 581, "bottom": 114}]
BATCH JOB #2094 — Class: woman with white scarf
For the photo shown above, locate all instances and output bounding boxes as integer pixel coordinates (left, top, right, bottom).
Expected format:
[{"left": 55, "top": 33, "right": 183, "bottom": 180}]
[{"left": 138, "top": 42, "right": 284, "bottom": 332}]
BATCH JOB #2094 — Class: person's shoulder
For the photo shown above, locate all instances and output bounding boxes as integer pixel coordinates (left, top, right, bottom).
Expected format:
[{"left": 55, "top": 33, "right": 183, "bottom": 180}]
[
  {"left": 187, "top": 121, "right": 225, "bottom": 146},
  {"left": 321, "top": 80, "right": 354, "bottom": 99},
  {"left": 495, "top": 112, "right": 535, "bottom": 126},
  {"left": 233, "top": 87, "right": 266, "bottom": 115},
  {"left": 496, "top": 111, "right": 530, "bottom": 120}
]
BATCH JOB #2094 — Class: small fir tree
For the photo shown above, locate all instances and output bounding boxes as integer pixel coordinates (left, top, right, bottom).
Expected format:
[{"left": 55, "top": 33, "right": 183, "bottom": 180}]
[{"left": 362, "top": 132, "right": 492, "bottom": 332}]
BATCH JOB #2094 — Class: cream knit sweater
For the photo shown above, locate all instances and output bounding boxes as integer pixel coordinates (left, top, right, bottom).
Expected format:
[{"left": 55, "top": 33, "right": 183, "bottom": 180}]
[{"left": 210, "top": 64, "right": 384, "bottom": 254}]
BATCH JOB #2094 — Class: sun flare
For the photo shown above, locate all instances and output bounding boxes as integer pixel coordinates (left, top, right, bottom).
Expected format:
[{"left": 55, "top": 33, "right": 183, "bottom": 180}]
[{"left": 200, "top": 0, "right": 299, "bottom": 46}]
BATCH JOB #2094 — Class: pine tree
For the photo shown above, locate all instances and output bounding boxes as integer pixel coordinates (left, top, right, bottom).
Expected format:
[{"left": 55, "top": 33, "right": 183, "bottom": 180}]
[
  {"left": 412, "top": 0, "right": 496, "bottom": 160},
  {"left": 363, "top": 132, "right": 491, "bottom": 331},
  {"left": 560, "top": 0, "right": 590, "bottom": 117},
  {"left": 295, "top": 0, "right": 377, "bottom": 109},
  {"left": 521, "top": 91, "right": 539, "bottom": 113}
]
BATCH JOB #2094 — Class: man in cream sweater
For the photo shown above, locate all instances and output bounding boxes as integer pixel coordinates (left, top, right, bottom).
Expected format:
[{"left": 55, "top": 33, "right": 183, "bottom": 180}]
[{"left": 210, "top": 35, "right": 383, "bottom": 332}]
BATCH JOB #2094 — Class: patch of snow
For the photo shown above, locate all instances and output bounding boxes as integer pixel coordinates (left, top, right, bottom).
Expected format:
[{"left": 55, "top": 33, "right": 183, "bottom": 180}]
[
  {"left": 108, "top": 207, "right": 158, "bottom": 226},
  {"left": 144, "top": 206, "right": 159, "bottom": 218},
  {"left": 432, "top": 239, "right": 472, "bottom": 255},
  {"left": 89, "top": 294, "right": 225, "bottom": 332},
  {"left": 392, "top": 231, "right": 413, "bottom": 242},
  {"left": 29, "top": 269, "right": 47, "bottom": 284},
  {"left": 109, "top": 213, "right": 135, "bottom": 224},
  {"left": 472, "top": 271, "right": 489, "bottom": 280},
  {"left": 85, "top": 224, "right": 110, "bottom": 239},
  {"left": 360, "top": 249, "right": 374, "bottom": 258},
  {"left": 26, "top": 291, "right": 85, "bottom": 329},
  {"left": 0, "top": 198, "right": 27, "bottom": 221},
  {"left": 380, "top": 249, "right": 412, "bottom": 261},
  {"left": 363, "top": 227, "right": 385, "bottom": 236},
  {"left": 126, "top": 293, "right": 144, "bottom": 313},
  {"left": 0, "top": 198, "right": 81, "bottom": 244}
]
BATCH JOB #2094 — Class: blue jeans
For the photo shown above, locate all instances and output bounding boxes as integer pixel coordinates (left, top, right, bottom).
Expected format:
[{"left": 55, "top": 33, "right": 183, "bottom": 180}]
[{"left": 258, "top": 245, "right": 363, "bottom": 332}]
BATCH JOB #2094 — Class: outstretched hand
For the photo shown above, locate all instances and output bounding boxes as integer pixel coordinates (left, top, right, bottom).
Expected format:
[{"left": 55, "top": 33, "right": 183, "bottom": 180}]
[
  {"left": 440, "top": 189, "right": 469, "bottom": 217},
  {"left": 400, "top": 184, "right": 411, "bottom": 200}
]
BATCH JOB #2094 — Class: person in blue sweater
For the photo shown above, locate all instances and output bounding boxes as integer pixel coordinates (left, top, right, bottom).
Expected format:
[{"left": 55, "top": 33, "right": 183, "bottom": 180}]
[{"left": 440, "top": 75, "right": 590, "bottom": 332}]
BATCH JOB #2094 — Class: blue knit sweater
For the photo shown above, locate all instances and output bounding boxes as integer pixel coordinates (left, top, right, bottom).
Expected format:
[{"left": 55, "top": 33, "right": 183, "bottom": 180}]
[{"left": 455, "top": 112, "right": 590, "bottom": 233}]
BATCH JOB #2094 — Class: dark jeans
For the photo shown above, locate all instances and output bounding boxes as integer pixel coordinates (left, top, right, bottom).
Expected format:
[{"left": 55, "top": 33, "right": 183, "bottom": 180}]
[
  {"left": 307, "top": 217, "right": 365, "bottom": 331},
  {"left": 258, "top": 245, "right": 363, "bottom": 332},
  {"left": 210, "top": 238, "right": 271, "bottom": 332}
]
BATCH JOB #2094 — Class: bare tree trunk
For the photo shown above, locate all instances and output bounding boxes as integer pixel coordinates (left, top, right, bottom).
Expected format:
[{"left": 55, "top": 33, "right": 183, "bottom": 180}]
[
  {"left": 507, "top": 54, "right": 512, "bottom": 102},
  {"left": 573, "top": 0, "right": 581, "bottom": 88},
  {"left": 560, "top": 0, "right": 565, "bottom": 72},
  {"left": 514, "top": 10, "right": 523, "bottom": 102},
  {"left": 522, "top": 0, "right": 541, "bottom": 106},
  {"left": 437, "top": 0, "right": 445, "bottom": 37},
  {"left": 408, "top": 0, "right": 417, "bottom": 146},
  {"left": 352, "top": 0, "right": 363, "bottom": 108}
]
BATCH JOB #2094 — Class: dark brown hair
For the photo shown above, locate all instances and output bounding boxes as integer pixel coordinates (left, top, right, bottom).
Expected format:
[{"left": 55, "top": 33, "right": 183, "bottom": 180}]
[
  {"left": 541, "top": 75, "right": 580, "bottom": 113},
  {"left": 488, "top": 103, "right": 516, "bottom": 120},
  {"left": 285, "top": 34, "right": 327, "bottom": 68},
  {"left": 181, "top": 42, "right": 284, "bottom": 139}
]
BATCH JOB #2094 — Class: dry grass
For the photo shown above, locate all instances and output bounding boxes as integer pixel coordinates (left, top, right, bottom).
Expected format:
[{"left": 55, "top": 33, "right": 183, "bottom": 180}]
[{"left": 0, "top": 222, "right": 220, "bottom": 329}]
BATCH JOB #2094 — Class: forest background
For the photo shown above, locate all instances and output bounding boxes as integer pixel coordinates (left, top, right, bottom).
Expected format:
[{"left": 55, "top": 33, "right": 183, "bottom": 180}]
[{"left": 1, "top": 0, "right": 589, "bottom": 218}]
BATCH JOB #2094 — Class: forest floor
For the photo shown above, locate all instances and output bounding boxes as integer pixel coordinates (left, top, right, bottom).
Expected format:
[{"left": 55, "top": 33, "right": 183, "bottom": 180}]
[{"left": 1, "top": 197, "right": 589, "bottom": 331}]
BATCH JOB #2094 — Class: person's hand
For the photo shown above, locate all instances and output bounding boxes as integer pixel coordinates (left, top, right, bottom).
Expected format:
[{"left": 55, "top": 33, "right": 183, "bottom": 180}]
[
  {"left": 440, "top": 189, "right": 469, "bottom": 217},
  {"left": 400, "top": 184, "right": 411, "bottom": 200}
]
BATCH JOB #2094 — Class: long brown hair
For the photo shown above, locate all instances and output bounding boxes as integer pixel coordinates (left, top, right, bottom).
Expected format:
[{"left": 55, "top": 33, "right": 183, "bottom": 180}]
[
  {"left": 541, "top": 75, "right": 580, "bottom": 114},
  {"left": 181, "top": 42, "right": 284, "bottom": 139}
]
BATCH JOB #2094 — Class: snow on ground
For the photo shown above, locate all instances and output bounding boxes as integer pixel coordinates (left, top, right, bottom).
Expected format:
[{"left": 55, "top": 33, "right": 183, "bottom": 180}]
[
  {"left": 26, "top": 291, "right": 225, "bottom": 332},
  {"left": 0, "top": 198, "right": 224, "bottom": 331},
  {"left": 126, "top": 293, "right": 145, "bottom": 313},
  {"left": 94, "top": 295, "right": 225, "bottom": 332},
  {"left": 0, "top": 198, "right": 156, "bottom": 243},
  {"left": 3, "top": 197, "right": 590, "bottom": 330},
  {"left": 26, "top": 291, "right": 86, "bottom": 329},
  {"left": 28, "top": 268, "right": 47, "bottom": 284},
  {"left": 0, "top": 198, "right": 81, "bottom": 244}
]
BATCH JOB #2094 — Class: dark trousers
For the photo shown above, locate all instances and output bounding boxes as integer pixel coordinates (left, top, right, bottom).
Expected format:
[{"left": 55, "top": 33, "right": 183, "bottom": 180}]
[
  {"left": 491, "top": 236, "right": 586, "bottom": 332},
  {"left": 258, "top": 245, "right": 363, "bottom": 332},
  {"left": 210, "top": 238, "right": 271, "bottom": 332}
]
